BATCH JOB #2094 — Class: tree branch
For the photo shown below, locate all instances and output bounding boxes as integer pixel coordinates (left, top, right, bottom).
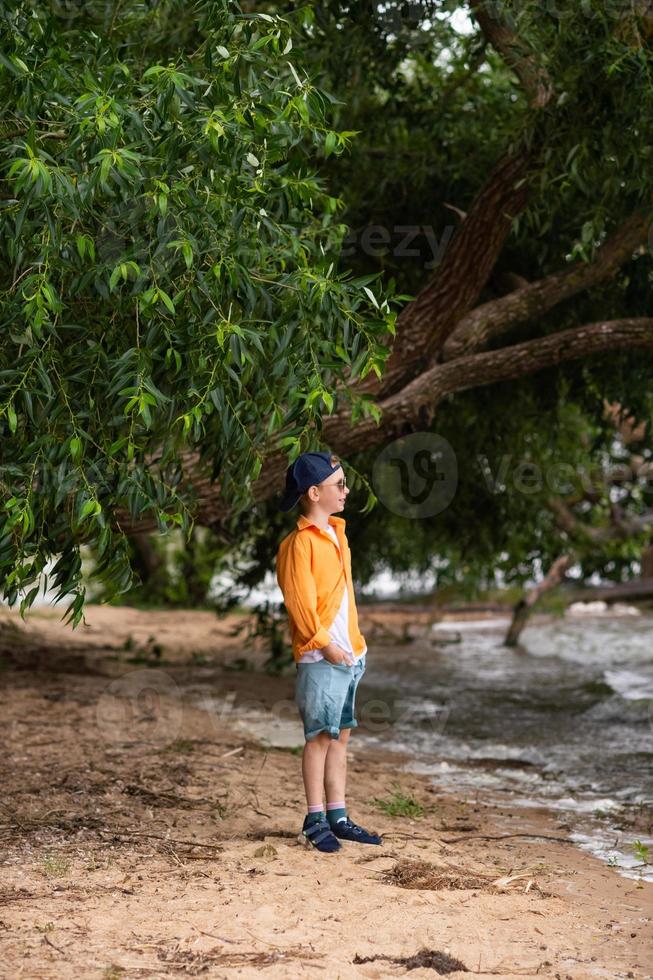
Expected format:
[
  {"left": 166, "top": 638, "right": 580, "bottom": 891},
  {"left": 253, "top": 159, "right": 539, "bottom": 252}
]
[
  {"left": 378, "top": 318, "right": 653, "bottom": 423},
  {"left": 468, "top": 0, "right": 553, "bottom": 108},
  {"left": 178, "top": 320, "right": 653, "bottom": 530},
  {"left": 368, "top": 4, "right": 555, "bottom": 398},
  {"left": 121, "top": 317, "right": 652, "bottom": 533},
  {"left": 547, "top": 496, "right": 653, "bottom": 544},
  {"left": 443, "top": 211, "right": 651, "bottom": 360},
  {"left": 369, "top": 148, "right": 533, "bottom": 399}
]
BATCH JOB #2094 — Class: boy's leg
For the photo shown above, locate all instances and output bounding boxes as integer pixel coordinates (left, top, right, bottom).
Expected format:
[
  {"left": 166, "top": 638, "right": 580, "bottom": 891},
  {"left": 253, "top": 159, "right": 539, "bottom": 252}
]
[
  {"left": 295, "top": 659, "right": 372, "bottom": 850},
  {"left": 326, "top": 659, "right": 382, "bottom": 845},
  {"left": 301, "top": 731, "right": 331, "bottom": 809},
  {"left": 300, "top": 732, "right": 342, "bottom": 852},
  {"left": 325, "top": 727, "right": 350, "bottom": 805},
  {"left": 325, "top": 659, "right": 363, "bottom": 815}
]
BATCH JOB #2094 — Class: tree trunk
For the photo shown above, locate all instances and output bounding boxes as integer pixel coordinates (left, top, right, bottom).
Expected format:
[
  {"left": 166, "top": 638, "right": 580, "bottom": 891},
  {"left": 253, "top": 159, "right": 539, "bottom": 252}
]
[
  {"left": 642, "top": 543, "right": 653, "bottom": 579},
  {"left": 504, "top": 554, "right": 575, "bottom": 647},
  {"left": 128, "top": 531, "right": 165, "bottom": 585},
  {"left": 370, "top": 149, "right": 532, "bottom": 399}
]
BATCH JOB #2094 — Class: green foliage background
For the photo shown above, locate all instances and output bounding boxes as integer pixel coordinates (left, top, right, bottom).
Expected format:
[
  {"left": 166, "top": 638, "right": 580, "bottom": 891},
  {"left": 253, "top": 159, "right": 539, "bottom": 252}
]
[
  {"left": 2, "top": 0, "right": 653, "bottom": 619},
  {"left": 0, "top": 0, "right": 395, "bottom": 620}
]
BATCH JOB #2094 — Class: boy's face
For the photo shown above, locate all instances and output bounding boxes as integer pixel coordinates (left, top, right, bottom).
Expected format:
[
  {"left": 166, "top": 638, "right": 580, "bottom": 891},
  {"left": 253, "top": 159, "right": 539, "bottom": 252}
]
[{"left": 306, "top": 465, "right": 349, "bottom": 514}]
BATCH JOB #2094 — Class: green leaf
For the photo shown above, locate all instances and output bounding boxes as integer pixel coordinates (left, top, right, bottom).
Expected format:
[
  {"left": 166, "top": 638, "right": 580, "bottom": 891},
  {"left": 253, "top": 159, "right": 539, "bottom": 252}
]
[
  {"left": 109, "top": 266, "right": 122, "bottom": 291},
  {"left": 158, "top": 289, "right": 175, "bottom": 314},
  {"left": 324, "top": 131, "right": 337, "bottom": 157},
  {"left": 80, "top": 499, "right": 98, "bottom": 521},
  {"left": 69, "top": 436, "right": 82, "bottom": 461}
]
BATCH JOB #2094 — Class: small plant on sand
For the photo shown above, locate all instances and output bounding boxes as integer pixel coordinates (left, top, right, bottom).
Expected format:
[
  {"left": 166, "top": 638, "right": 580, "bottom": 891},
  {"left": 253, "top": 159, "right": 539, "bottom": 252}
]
[
  {"left": 85, "top": 853, "right": 116, "bottom": 873},
  {"left": 103, "top": 966, "right": 125, "bottom": 980},
  {"left": 372, "top": 787, "right": 424, "bottom": 819},
  {"left": 190, "top": 651, "right": 210, "bottom": 666},
  {"left": 633, "top": 840, "right": 650, "bottom": 864},
  {"left": 126, "top": 635, "right": 164, "bottom": 664},
  {"left": 161, "top": 739, "right": 196, "bottom": 754},
  {"left": 40, "top": 853, "right": 71, "bottom": 877}
]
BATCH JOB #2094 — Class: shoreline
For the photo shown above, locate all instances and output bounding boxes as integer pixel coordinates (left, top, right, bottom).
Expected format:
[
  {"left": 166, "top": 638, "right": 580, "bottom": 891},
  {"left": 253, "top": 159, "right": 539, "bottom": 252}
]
[{"left": 1, "top": 603, "right": 652, "bottom": 978}]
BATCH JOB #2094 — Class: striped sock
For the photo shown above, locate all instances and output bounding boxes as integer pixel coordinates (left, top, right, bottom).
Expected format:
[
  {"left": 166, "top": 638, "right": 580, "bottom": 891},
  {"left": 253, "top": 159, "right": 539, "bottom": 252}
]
[
  {"left": 305, "top": 803, "right": 325, "bottom": 826},
  {"left": 326, "top": 801, "right": 347, "bottom": 827}
]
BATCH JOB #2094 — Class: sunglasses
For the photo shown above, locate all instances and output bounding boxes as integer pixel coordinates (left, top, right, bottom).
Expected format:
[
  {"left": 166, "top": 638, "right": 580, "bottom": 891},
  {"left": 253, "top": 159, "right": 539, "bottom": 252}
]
[{"left": 318, "top": 477, "right": 347, "bottom": 490}]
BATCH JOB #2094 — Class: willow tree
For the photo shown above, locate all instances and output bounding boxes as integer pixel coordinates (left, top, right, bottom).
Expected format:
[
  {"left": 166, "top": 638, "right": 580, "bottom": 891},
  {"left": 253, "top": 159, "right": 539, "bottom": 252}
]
[
  {"left": 0, "top": 0, "right": 395, "bottom": 619},
  {"left": 2, "top": 0, "right": 653, "bottom": 620}
]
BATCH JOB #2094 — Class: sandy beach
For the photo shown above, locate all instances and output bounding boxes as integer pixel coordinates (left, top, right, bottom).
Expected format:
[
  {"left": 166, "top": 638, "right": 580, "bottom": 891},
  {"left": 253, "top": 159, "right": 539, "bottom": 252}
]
[{"left": 1, "top": 604, "right": 651, "bottom": 979}]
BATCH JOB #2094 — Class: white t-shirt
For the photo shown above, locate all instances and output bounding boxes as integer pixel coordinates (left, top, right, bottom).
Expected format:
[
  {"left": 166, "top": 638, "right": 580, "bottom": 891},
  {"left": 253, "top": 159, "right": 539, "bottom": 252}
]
[{"left": 298, "top": 524, "right": 366, "bottom": 664}]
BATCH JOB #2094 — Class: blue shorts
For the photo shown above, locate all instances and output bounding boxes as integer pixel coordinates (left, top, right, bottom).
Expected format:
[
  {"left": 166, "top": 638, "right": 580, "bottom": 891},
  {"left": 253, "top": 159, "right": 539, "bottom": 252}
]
[{"left": 295, "top": 655, "right": 366, "bottom": 742}]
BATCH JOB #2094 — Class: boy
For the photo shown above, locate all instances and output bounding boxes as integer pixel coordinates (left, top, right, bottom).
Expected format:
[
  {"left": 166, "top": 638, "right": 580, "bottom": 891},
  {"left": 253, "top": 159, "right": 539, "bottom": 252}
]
[{"left": 276, "top": 450, "right": 382, "bottom": 853}]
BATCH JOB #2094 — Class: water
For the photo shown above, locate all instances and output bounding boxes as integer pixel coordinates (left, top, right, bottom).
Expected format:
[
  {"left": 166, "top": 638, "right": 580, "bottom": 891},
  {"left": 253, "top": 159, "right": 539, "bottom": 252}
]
[{"left": 360, "top": 610, "right": 653, "bottom": 881}]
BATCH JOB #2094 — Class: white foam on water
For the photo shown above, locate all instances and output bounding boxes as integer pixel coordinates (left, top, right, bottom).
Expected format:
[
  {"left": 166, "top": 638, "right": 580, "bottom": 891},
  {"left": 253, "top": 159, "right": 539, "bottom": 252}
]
[
  {"left": 604, "top": 668, "right": 653, "bottom": 700},
  {"left": 431, "top": 618, "right": 510, "bottom": 632},
  {"left": 570, "top": 828, "right": 653, "bottom": 883},
  {"left": 566, "top": 601, "right": 641, "bottom": 617},
  {"left": 232, "top": 714, "right": 304, "bottom": 749}
]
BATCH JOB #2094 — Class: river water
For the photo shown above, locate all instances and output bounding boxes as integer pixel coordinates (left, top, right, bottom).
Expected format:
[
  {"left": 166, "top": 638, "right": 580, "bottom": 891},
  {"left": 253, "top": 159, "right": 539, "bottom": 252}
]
[{"left": 358, "top": 609, "right": 653, "bottom": 881}]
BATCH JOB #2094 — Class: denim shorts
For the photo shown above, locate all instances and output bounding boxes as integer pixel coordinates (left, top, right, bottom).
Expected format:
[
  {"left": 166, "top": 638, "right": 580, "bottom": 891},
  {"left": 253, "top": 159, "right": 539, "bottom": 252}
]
[{"left": 295, "top": 655, "right": 366, "bottom": 741}]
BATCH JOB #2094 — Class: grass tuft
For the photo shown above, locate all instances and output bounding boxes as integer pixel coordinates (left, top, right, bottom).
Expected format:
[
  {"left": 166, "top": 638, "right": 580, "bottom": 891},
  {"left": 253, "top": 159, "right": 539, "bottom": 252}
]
[
  {"left": 372, "top": 788, "right": 424, "bottom": 819},
  {"left": 103, "top": 966, "right": 125, "bottom": 980},
  {"left": 40, "top": 853, "right": 71, "bottom": 877}
]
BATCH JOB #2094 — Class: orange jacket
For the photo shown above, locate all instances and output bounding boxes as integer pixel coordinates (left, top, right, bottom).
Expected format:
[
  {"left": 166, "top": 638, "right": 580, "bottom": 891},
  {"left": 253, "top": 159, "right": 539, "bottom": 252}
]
[{"left": 276, "top": 514, "right": 366, "bottom": 663}]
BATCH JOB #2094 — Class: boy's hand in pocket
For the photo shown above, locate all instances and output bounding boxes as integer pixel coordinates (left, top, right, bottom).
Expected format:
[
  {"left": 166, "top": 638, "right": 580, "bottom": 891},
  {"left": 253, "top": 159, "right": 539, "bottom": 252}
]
[{"left": 322, "top": 642, "right": 354, "bottom": 666}]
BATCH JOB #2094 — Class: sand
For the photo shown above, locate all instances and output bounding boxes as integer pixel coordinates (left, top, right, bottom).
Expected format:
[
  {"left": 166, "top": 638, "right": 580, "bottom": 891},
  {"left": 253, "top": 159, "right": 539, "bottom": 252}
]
[{"left": 0, "top": 603, "right": 651, "bottom": 979}]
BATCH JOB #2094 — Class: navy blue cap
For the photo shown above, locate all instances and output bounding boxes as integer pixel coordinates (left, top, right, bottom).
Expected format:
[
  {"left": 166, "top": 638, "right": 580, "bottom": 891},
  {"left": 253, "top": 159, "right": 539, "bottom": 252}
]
[{"left": 279, "top": 451, "right": 341, "bottom": 512}]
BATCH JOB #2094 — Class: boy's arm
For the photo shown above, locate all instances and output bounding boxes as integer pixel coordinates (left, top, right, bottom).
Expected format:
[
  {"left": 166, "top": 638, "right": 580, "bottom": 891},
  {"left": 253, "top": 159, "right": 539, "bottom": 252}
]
[
  {"left": 276, "top": 536, "right": 353, "bottom": 664},
  {"left": 276, "top": 536, "right": 331, "bottom": 652}
]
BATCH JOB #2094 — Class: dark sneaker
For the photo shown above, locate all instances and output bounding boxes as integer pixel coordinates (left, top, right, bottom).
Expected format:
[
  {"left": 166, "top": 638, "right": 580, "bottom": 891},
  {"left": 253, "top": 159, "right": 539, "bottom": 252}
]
[
  {"left": 302, "top": 816, "right": 342, "bottom": 853},
  {"left": 331, "top": 818, "right": 382, "bottom": 845}
]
